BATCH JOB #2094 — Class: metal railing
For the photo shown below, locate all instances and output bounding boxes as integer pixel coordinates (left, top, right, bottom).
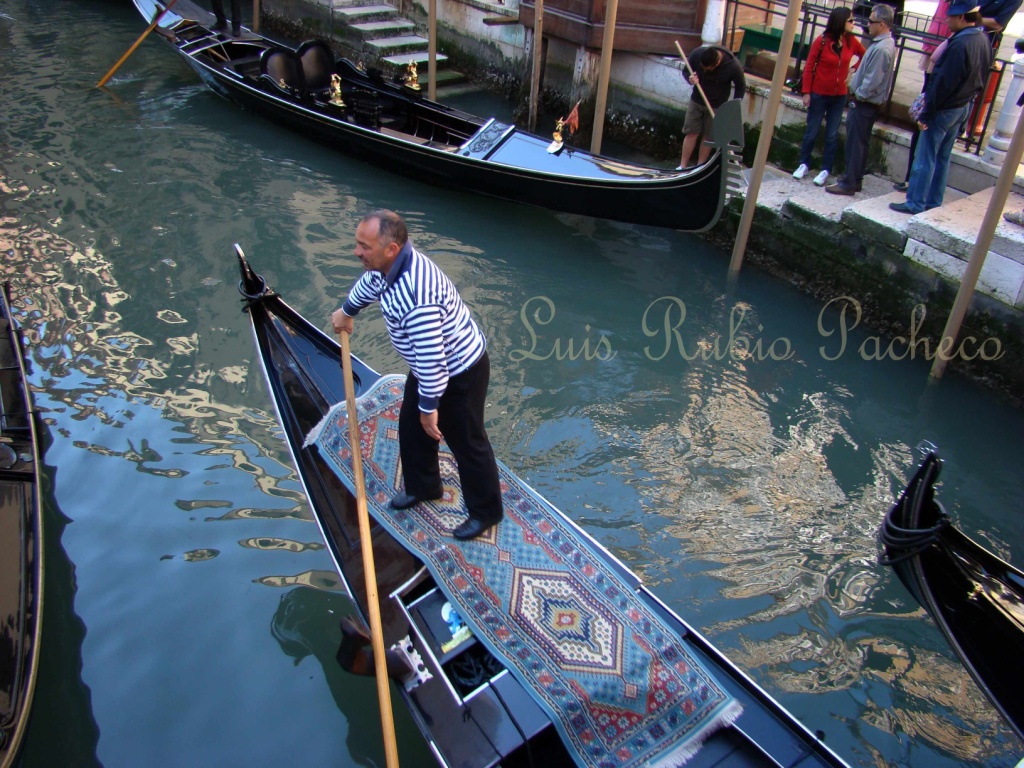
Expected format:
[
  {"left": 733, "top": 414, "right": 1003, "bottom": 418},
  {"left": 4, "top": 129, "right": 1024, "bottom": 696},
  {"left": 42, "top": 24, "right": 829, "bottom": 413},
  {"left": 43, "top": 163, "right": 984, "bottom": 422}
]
[{"left": 723, "top": 0, "right": 1009, "bottom": 154}]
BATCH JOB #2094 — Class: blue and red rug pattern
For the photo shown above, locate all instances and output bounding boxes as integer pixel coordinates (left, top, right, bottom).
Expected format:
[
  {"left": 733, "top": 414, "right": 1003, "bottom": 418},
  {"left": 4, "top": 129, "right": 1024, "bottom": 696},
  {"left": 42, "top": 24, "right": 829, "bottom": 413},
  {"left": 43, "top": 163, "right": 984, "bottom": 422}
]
[{"left": 308, "top": 375, "right": 741, "bottom": 768}]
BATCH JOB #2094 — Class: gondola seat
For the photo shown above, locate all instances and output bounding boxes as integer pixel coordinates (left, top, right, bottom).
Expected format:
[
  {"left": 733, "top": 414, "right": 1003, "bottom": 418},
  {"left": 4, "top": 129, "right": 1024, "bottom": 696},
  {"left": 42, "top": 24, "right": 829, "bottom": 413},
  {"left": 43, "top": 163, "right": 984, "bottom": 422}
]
[
  {"left": 297, "top": 40, "right": 336, "bottom": 99},
  {"left": 258, "top": 48, "right": 306, "bottom": 99},
  {"left": 350, "top": 88, "right": 382, "bottom": 129}
]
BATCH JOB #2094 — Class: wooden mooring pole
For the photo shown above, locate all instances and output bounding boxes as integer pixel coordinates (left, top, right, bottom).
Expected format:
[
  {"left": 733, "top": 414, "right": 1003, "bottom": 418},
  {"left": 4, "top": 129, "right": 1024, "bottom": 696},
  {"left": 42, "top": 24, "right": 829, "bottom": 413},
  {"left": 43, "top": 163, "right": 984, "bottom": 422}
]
[
  {"left": 930, "top": 103, "right": 1024, "bottom": 379},
  {"left": 590, "top": 0, "right": 619, "bottom": 154},
  {"left": 728, "top": 0, "right": 804, "bottom": 278},
  {"left": 528, "top": 0, "right": 544, "bottom": 133},
  {"left": 428, "top": 0, "right": 437, "bottom": 101}
]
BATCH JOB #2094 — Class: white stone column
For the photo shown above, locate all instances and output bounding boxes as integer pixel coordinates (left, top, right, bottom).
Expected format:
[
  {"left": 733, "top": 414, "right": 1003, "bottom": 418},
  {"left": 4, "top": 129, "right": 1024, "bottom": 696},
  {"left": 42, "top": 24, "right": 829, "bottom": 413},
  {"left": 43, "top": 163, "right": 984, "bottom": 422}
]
[
  {"left": 983, "top": 55, "right": 1024, "bottom": 165},
  {"left": 702, "top": 0, "right": 725, "bottom": 46}
]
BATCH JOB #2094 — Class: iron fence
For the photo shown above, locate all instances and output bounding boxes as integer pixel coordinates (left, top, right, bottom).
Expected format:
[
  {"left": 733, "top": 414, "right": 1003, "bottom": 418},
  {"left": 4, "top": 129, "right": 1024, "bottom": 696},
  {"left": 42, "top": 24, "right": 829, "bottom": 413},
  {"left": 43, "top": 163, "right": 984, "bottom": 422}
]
[{"left": 723, "top": 0, "right": 1010, "bottom": 154}]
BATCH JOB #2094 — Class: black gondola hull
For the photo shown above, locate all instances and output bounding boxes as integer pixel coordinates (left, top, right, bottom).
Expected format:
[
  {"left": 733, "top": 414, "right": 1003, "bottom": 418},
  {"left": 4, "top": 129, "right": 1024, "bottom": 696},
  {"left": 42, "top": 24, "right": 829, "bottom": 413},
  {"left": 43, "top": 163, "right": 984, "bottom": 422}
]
[
  {"left": 881, "top": 449, "right": 1024, "bottom": 740},
  {"left": 129, "top": 0, "right": 743, "bottom": 231},
  {"left": 0, "top": 284, "right": 44, "bottom": 768},
  {"left": 236, "top": 250, "right": 849, "bottom": 768}
]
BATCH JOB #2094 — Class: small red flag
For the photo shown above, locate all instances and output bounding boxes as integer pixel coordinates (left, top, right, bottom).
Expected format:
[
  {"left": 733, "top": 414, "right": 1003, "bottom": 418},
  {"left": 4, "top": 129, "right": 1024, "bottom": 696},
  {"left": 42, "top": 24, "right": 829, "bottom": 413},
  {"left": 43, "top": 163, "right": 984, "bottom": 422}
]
[{"left": 565, "top": 102, "right": 580, "bottom": 135}]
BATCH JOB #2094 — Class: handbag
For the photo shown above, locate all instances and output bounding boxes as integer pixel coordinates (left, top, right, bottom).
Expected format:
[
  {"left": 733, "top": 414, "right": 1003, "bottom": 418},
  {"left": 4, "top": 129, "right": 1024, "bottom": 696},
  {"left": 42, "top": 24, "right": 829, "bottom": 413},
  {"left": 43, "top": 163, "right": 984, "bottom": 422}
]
[{"left": 909, "top": 93, "right": 926, "bottom": 121}]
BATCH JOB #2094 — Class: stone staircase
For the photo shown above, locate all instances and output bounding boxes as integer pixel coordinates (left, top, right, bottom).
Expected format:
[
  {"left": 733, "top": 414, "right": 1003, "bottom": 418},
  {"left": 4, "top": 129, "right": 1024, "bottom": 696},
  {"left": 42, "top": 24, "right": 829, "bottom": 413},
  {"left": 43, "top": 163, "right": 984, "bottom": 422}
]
[
  {"left": 752, "top": 166, "right": 1024, "bottom": 312},
  {"left": 328, "top": 0, "right": 463, "bottom": 85}
]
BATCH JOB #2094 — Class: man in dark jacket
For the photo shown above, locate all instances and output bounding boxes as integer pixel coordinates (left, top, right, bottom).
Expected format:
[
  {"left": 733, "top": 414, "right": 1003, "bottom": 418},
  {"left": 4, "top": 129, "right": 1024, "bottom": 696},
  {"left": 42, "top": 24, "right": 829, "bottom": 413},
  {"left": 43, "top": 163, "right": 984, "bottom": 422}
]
[
  {"left": 890, "top": 2, "right": 992, "bottom": 214},
  {"left": 680, "top": 46, "right": 745, "bottom": 167},
  {"left": 978, "top": 0, "right": 1023, "bottom": 42}
]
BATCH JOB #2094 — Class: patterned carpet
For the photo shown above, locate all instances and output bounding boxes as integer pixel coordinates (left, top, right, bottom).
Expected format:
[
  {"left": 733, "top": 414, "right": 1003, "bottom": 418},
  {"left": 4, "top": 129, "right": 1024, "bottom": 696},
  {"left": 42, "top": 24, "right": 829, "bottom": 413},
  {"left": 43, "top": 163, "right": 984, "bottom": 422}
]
[{"left": 307, "top": 375, "right": 741, "bottom": 768}]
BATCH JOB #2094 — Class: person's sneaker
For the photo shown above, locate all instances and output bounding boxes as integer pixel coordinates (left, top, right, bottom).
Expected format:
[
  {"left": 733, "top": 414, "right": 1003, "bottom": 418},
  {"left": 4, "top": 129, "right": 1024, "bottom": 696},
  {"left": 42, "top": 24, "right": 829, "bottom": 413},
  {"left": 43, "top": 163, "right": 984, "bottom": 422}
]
[
  {"left": 893, "top": 181, "right": 909, "bottom": 192},
  {"left": 1003, "top": 210, "right": 1024, "bottom": 226},
  {"left": 792, "top": 163, "right": 809, "bottom": 180},
  {"left": 813, "top": 170, "right": 829, "bottom": 186}
]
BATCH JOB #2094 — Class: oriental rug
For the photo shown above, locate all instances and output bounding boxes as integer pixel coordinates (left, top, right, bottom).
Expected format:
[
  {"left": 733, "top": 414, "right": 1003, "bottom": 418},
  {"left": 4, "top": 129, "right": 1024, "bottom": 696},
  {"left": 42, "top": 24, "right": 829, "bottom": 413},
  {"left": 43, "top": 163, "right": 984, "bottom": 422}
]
[{"left": 307, "top": 374, "right": 741, "bottom": 768}]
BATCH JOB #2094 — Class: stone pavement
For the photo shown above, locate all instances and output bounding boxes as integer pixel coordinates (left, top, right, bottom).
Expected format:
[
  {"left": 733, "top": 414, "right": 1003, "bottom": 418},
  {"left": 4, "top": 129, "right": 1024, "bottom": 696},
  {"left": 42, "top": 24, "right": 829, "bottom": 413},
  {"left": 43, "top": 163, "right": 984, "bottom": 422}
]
[{"left": 748, "top": 164, "right": 1024, "bottom": 311}]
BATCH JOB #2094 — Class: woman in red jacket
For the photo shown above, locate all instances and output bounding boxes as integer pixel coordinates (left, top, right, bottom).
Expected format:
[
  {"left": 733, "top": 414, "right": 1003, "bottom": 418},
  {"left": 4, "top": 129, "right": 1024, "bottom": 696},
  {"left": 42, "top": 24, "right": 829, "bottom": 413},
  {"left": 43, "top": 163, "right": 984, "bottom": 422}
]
[{"left": 793, "top": 7, "right": 866, "bottom": 186}]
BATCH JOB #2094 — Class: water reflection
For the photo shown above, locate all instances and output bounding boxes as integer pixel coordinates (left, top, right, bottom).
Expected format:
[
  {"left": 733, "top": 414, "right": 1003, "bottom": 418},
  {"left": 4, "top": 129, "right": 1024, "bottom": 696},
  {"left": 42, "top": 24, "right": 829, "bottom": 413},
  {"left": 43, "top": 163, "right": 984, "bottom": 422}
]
[
  {"left": 1, "top": 155, "right": 319, "bottom": 576},
  {"left": 3, "top": 1, "right": 1023, "bottom": 762},
  {"left": 270, "top": 586, "right": 435, "bottom": 766}
]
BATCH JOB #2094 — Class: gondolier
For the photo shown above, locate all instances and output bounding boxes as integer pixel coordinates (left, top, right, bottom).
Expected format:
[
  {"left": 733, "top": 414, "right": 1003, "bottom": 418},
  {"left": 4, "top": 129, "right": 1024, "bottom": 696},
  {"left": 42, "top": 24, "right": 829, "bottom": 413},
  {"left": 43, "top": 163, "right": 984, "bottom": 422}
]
[
  {"left": 679, "top": 45, "right": 745, "bottom": 168},
  {"left": 331, "top": 209, "right": 503, "bottom": 541}
]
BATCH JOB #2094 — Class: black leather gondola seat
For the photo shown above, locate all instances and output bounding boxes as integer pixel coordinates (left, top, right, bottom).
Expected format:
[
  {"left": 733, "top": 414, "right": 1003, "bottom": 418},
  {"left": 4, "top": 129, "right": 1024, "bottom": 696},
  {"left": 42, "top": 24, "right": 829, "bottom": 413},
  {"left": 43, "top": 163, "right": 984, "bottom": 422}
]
[
  {"left": 297, "top": 40, "right": 336, "bottom": 98},
  {"left": 350, "top": 88, "right": 382, "bottom": 129},
  {"left": 258, "top": 48, "right": 306, "bottom": 99}
]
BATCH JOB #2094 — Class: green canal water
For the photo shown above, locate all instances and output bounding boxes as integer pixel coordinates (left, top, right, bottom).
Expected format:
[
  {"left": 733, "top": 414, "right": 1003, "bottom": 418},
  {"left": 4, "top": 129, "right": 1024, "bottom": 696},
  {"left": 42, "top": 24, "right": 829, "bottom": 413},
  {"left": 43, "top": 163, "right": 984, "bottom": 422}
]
[{"left": 2, "top": 0, "right": 1022, "bottom": 765}]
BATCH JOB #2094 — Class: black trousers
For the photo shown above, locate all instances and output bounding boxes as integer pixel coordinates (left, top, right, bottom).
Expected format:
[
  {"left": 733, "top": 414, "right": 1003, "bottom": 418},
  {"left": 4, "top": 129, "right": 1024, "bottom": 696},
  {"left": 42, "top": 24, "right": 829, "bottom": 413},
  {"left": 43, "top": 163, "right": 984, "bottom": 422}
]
[
  {"left": 211, "top": 0, "right": 241, "bottom": 28},
  {"left": 399, "top": 353, "right": 502, "bottom": 522},
  {"left": 841, "top": 100, "right": 879, "bottom": 189}
]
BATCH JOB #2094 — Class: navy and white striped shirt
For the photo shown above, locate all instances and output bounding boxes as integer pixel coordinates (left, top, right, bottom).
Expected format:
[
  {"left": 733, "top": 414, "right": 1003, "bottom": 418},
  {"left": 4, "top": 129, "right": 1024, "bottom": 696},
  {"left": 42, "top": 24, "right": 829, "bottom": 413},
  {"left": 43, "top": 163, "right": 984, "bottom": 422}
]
[{"left": 341, "top": 242, "right": 486, "bottom": 412}]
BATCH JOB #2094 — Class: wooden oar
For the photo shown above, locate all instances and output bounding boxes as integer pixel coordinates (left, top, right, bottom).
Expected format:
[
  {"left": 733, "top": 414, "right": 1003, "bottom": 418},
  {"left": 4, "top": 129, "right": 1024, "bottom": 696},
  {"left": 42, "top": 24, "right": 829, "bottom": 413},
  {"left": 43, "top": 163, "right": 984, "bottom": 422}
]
[
  {"left": 674, "top": 40, "right": 715, "bottom": 118},
  {"left": 97, "top": 0, "right": 180, "bottom": 88},
  {"left": 339, "top": 331, "right": 400, "bottom": 768}
]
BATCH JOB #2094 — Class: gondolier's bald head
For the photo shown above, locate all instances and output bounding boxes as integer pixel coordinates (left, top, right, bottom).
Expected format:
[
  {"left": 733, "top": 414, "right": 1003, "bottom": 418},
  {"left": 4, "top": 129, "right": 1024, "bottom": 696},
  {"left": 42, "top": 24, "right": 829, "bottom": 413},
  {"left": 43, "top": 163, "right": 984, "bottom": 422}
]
[
  {"left": 355, "top": 209, "right": 408, "bottom": 274},
  {"left": 362, "top": 209, "right": 409, "bottom": 248}
]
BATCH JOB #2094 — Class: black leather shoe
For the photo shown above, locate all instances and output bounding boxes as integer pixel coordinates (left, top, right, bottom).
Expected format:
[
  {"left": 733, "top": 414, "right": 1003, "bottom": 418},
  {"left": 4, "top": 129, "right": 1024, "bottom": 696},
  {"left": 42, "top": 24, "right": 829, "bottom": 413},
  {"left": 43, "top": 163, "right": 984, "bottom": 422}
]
[
  {"left": 389, "top": 491, "right": 442, "bottom": 510},
  {"left": 452, "top": 515, "right": 502, "bottom": 540},
  {"left": 231, "top": 25, "right": 241, "bottom": 36},
  {"left": 212, "top": 18, "right": 228, "bottom": 32},
  {"left": 889, "top": 202, "right": 915, "bottom": 214}
]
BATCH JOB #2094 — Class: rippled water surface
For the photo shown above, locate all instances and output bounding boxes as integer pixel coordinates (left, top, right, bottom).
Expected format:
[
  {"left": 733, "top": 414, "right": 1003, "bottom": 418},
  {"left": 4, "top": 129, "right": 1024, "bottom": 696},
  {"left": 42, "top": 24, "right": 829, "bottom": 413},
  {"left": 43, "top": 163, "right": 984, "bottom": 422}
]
[{"left": 3, "top": 1, "right": 1023, "bottom": 765}]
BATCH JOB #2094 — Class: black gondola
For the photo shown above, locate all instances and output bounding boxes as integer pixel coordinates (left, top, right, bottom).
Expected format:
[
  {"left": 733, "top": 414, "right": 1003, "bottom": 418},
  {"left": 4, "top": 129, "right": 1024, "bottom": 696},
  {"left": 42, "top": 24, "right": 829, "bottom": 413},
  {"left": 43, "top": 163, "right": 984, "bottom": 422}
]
[
  {"left": 0, "top": 283, "right": 44, "bottom": 768},
  {"left": 880, "top": 446, "right": 1024, "bottom": 741},
  {"left": 124, "top": 0, "right": 745, "bottom": 231},
  {"left": 237, "top": 247, "right": 849, "bottom": 767}
]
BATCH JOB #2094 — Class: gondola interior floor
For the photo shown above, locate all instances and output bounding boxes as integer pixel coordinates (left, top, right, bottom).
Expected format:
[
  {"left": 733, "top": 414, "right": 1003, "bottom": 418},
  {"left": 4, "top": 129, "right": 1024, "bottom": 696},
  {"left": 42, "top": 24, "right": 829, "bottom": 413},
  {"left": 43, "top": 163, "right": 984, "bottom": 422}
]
[{"left": 306, "top": 374, "right": 742, "bottom": 768}]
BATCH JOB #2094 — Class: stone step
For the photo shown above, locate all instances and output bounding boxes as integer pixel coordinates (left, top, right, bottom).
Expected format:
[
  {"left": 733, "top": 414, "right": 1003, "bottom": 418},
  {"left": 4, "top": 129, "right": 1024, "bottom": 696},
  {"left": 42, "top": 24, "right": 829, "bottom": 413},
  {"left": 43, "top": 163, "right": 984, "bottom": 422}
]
[
  {"left": 898, "top": 188, "right": 1024, "bottom": 309},
  {"left": 903, "top": 187, "right": 1024, "bottom": 266},
  {"left": 368, "top": 34, "right": 433, "bottom": 56},
  {"left": 331, "top": 4, "right": 399, "bottom": 24},
  {"left": 761, "top": 166, "right": 1024, "bottom": 309},
  {"left": 382, "top": 50, "right": 450, "bottom": 68},
  {"left": 351, "top": 19, "right": 417, "bottom": 40}
]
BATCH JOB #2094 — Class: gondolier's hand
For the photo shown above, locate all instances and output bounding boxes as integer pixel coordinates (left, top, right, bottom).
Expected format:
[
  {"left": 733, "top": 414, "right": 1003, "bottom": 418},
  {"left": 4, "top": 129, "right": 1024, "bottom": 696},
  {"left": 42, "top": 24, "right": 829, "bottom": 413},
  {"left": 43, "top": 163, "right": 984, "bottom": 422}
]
[
  {"left": 332, "top": 308, "right": 354, "bottom": 335},
  {"left": 420, "top": 410, "right": 442, "bottom": 441},
  {"left": 688, "top": 73, "right": 699, "bottom": 86}
]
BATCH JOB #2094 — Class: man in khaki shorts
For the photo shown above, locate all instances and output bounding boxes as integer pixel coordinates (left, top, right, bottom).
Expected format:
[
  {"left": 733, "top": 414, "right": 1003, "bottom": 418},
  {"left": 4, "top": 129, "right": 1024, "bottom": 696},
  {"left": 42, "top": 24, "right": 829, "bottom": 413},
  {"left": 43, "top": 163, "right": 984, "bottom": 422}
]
[{"left": 680, "top": 45, "right": 746, "bottom": 168}]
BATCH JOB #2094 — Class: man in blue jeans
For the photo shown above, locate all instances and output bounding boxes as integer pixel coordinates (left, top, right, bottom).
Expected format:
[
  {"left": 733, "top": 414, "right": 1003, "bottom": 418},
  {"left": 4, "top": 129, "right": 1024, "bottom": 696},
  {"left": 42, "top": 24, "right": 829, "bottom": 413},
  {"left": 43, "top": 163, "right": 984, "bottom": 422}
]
[
  {"left": 890, "top": 3, "right": 992, "bottom": 215},
  {"left": 825, "top": 5, "right": 896, "bottom": 196}
]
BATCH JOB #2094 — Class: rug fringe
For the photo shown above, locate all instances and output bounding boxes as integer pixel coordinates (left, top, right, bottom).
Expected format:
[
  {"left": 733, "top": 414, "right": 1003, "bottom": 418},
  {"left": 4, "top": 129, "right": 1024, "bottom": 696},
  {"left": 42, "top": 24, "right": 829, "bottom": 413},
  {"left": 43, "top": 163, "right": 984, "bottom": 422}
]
[
  {"left": 302, "top": 403, "right": 341, "bottom": 448},
  {"left": 647, "top": 700, "right": 745, "bottom": 768},
  {"left": 302, "top": 375, "right": 405, "bottom": 448}
]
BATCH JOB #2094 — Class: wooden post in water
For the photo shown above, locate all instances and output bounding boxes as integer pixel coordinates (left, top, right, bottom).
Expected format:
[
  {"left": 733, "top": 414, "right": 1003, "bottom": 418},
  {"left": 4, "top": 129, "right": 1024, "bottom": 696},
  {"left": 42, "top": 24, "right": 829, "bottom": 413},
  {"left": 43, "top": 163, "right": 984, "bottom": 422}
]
[
  {"left": 930, "top": 105, "right": 1024, "bottom": 379},
  {"left": 428, "top": 0, "right": 437, "bottom": 101},
  {"left": 528, "top": 0, "right": 544, "bottom": 133},
  {"left": 339, "top": 332, "right": 401, "bottom": 768},
  {"left": 728, "top": 0, "right": 803, "bottom": 277},
  {"left": 590, "top": 0, "right": 619, "bottom": 154},
  {"left": 252, "top": 0, "right": 260, "bottom": 32}
]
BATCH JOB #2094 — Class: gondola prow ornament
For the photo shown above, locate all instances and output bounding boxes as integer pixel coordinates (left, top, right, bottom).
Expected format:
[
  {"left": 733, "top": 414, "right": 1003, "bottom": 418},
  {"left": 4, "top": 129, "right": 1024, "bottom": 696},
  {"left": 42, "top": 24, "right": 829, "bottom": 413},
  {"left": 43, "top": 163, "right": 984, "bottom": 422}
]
[{"left": 546, "top": 101, "right": 581, "bottom": 153}]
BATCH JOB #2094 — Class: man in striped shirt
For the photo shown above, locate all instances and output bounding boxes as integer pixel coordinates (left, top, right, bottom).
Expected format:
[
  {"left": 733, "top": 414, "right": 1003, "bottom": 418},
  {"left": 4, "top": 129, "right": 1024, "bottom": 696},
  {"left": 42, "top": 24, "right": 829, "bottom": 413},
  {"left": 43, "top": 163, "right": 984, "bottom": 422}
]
[{"left": 331, "top": 210, "right": 503, "bottom": 540}]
